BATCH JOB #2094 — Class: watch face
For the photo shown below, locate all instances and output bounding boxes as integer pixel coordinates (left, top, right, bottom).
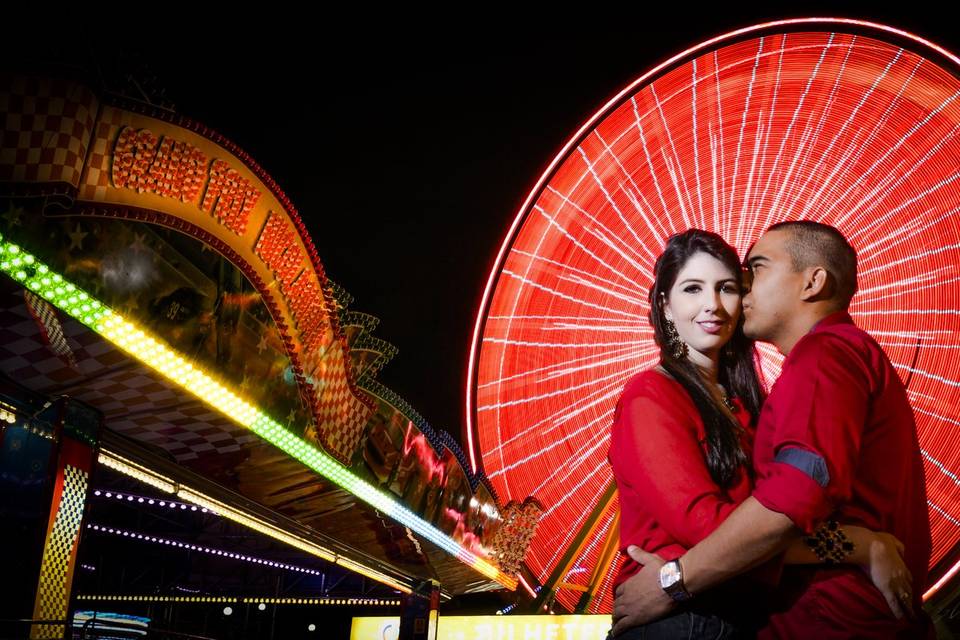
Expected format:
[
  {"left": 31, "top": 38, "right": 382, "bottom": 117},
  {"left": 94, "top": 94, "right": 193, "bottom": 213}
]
[{"left": 659, "top": 561, "right": 681, "bottom": 589}]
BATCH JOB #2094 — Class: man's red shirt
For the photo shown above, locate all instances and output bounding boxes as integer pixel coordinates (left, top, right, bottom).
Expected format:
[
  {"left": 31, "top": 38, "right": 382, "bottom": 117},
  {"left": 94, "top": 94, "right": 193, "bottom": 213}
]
[{"left": 752, "top": 311, "right": 931, "bottom": 638}]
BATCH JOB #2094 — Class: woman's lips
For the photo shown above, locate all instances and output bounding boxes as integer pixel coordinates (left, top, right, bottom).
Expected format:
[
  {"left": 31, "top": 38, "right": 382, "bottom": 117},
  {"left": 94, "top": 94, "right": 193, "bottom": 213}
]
[{"left": 697, "top": 320, "right": 726, "bottom": 334}]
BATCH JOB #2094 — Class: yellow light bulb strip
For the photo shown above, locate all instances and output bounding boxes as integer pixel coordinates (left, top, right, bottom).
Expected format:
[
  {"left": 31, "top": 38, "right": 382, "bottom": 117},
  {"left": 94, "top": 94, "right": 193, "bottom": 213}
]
[{"left": 98, "top": 451, "right": 177, "bottom": 494}]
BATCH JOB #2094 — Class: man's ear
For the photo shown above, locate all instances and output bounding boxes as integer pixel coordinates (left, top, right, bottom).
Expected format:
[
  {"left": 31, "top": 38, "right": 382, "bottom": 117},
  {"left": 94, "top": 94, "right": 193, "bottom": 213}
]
[{"left": 800, "top": 266, "right": 831, "bottom": 301}]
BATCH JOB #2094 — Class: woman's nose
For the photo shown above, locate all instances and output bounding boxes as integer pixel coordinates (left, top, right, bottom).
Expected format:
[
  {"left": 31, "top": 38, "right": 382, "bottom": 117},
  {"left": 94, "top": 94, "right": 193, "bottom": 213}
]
[{"left": 702, "top": 292, "right": 720, "bottom": 312}]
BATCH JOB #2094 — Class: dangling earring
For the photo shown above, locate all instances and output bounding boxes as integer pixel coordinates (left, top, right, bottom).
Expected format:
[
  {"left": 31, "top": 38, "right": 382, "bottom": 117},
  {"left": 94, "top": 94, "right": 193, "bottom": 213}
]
[{"left": 665, "top": 319, "right": 688, "bottom": 360}]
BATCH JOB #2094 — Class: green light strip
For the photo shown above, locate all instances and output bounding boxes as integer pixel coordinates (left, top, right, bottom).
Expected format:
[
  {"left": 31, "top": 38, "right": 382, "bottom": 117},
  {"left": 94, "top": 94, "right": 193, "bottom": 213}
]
[{"left": 0, "top": 232, "right": 515, "bottom": 589}]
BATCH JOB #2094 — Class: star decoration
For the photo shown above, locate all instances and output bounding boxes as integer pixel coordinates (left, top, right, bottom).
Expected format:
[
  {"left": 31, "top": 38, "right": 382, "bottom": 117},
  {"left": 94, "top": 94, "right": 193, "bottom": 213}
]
[
  {"left": 257, "top": 334, "right": 268, "bottom": 354},
  {"left": 130, "top": 232, "right": 148, "bottom": 253},
  {"left": 68, "top": 224, "right": 88, "bottom": 251},
  {"left": 2, "top": 204, "right": 24, "bottom": 228}
]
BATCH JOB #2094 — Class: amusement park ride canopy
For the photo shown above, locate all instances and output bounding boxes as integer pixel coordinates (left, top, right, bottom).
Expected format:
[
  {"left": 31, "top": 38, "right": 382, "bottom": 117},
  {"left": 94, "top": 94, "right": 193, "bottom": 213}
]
[{"left": 0, "top": 70, "right": 520, "bottom": 602}]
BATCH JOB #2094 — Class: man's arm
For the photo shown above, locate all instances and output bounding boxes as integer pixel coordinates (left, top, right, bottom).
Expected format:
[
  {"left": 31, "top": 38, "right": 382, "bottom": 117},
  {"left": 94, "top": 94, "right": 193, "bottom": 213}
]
[
  {"left": 612, "top": 497, "right": 795, "bottom": 634},
  {"left": 680, "top": 496, "right": 796, "bottom": 592}
]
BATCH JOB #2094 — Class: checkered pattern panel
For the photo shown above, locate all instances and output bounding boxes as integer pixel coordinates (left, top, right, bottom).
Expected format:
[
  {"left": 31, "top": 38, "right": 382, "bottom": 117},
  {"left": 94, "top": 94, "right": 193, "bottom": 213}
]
[
  {"left": 0, "top": 77, "right": 98, "bottom": 188},
  {"left": 0, "top": 291, "right": 124, "bottom": 387},
  {"left": 77, "top": 106, "right": 126, "bottom": 201},
  {"left": 103, "top": 400, "right": 259, "bottom": 462},
  {"left": 23, "top": 290, "right": 76, "bottom": 367},
  {"left": 0, "top": 288, "right": 257, "bottom": 462},
  {"left": 31, "top": 464, "right": 87, "bottom": 640},
  {"left": 313, "top": 341, "right": 372, "bottom": 464}
]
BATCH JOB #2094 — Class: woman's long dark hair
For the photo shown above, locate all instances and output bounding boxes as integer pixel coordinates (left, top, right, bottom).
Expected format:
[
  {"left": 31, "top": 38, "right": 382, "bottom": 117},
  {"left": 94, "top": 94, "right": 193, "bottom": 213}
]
[{"left": 649, "top": 229, "right": 765, "bottom": 488}]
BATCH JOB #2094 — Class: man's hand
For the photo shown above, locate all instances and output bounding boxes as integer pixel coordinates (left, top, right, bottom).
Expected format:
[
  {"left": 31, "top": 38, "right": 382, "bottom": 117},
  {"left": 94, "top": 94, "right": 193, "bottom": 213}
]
[{"left": 611, "top": 546, "right": 676, "bottom": 636}]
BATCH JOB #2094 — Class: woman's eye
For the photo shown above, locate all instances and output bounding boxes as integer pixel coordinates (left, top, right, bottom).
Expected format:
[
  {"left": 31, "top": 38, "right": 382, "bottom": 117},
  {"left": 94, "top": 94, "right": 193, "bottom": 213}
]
[
  {"left": 721, "top": 284, "right": 740, "bottom": 294},
  {"left": 683, "top": 285, "right": 701, "bottom": 293}
]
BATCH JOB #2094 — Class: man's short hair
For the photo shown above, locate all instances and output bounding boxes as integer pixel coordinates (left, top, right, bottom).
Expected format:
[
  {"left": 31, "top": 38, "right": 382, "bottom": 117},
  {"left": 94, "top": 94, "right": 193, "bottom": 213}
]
[{"left": 768, "top": 220, "right": 858, "bottom": 307}]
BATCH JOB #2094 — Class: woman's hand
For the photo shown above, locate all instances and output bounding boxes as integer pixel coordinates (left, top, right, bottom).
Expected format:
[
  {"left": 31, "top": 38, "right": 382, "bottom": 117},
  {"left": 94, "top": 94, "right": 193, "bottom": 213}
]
[
  {"left": 862, "top": 530, "right": 914, "bottom": 621},
  {"left": 784, "top": 523, "right": 916, "bottom": 620}
]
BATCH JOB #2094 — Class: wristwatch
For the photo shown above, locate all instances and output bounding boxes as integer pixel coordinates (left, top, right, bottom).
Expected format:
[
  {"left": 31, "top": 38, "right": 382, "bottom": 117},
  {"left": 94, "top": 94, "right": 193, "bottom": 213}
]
[{"left": 659, "top": 559, "right": 693, "bottom": 602}]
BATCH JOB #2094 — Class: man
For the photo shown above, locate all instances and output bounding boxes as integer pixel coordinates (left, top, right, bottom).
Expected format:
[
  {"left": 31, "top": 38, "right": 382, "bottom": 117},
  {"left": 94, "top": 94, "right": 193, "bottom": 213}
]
[{"left": 612, "top": 221, "right": 931, "bottom": 638}]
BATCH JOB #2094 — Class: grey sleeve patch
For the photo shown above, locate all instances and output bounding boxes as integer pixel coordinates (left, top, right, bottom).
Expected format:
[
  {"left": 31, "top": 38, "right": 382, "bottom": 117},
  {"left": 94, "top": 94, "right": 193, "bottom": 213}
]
[{"left": 774, "top": 447, "right": 830, "bottom": 488}]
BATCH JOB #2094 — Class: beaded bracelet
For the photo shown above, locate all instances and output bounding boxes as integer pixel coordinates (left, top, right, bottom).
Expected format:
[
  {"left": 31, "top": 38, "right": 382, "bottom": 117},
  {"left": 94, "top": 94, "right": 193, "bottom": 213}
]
[{"left": 804, "top": 520, "right": 855, "bottom": 564}]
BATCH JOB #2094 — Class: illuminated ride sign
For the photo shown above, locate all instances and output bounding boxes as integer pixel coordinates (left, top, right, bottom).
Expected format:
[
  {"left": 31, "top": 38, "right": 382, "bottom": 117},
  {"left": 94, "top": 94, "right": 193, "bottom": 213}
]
[
  {"left": 81, "top": 110, "right": 371, "bottom": 463},
  {"left": 469, "top": 18, "right": 960, "bottom": 611},
  {"left": 351, "top": 615, "right": 612, "bottom": 640}
]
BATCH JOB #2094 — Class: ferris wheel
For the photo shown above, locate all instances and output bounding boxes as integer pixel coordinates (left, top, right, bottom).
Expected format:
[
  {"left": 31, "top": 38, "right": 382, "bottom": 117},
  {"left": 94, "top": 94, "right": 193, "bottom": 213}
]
[{"left": 468, "top": 19, "right": 960, "bottom": 612}]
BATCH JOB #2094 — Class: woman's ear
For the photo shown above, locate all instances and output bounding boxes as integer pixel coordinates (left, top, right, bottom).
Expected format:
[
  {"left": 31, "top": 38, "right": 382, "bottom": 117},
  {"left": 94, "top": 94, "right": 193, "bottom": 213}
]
[{"left": 660, "top": 292, "right": 673, "bottom": 322}]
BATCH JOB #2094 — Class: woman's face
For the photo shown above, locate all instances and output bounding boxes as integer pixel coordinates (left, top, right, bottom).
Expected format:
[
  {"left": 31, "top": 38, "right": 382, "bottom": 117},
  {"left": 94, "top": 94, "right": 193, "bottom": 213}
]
[{"left": 663, "top": 251, "right": 742, "bottom": 369}]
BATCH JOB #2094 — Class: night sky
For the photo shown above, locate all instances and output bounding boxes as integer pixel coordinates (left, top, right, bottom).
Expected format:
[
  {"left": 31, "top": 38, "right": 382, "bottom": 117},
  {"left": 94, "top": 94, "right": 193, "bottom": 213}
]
[{"left": 14, "top": 7, "right": 959, "bottom": 446}]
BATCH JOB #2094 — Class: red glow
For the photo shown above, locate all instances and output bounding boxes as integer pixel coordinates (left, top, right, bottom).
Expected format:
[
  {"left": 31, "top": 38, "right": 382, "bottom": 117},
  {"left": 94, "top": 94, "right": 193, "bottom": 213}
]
[
  {"left": 403, "top": 421, "right": 447, "bottom": 484},
  {"left": 220, "top": 292, "right": 262, "bottom": 309},
  {"left": 200, "top": 159, "right": 259, "bottom": 236},
  {"left": 443, "top": 507, "right": 486, "bottom": 557},
  {"left": 517, "top": 574, "right": 537, "bottom": 598},
  {"left": 255, "top": 213, "right": 302, "bottom": 287},
  {"left": 112, "top": 127, "right": 209, "bottom": 203},
  {"left": 470, "top": 20, "right": 960, "bottom": 611}
]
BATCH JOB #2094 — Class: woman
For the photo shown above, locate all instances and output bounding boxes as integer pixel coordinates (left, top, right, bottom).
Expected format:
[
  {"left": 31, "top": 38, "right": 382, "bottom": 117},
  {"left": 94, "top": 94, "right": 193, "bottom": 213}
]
[{"left": 608, "top": 230, "right": 910, "bottom": 638}]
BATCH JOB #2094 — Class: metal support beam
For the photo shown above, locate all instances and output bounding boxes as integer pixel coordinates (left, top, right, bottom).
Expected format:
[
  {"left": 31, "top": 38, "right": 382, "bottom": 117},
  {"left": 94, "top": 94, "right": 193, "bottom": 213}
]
[
  {"left": 529, "top": 480, "right": 617, "bottom": 612},
  {"left": 575, "top": 509, "right": 621, "bottom": 612}
]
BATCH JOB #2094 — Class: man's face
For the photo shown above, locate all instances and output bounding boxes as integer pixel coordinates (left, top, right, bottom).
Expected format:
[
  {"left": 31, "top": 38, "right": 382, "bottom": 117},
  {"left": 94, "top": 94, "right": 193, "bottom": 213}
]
[{"left": 742, "top": 229, "right": 805, "bottom": 344}]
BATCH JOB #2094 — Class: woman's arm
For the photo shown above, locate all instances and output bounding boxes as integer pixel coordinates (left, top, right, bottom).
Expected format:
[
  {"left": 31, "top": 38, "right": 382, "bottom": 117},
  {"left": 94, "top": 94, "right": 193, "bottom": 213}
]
[
  {"left": 784, "top": 523, "right": 914, "bottom": 619},
  {"left": 611, "top": 383, "right": 743, "bottom": 549}
]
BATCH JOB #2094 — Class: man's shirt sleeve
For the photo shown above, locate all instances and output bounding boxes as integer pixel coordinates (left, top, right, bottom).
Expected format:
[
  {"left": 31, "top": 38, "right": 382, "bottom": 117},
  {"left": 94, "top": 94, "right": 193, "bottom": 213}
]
[{"left": 752, "top": 333, "right": 870, "bottom": 533}]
